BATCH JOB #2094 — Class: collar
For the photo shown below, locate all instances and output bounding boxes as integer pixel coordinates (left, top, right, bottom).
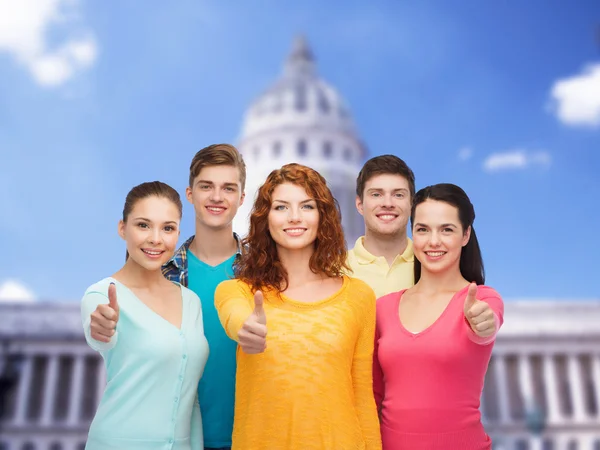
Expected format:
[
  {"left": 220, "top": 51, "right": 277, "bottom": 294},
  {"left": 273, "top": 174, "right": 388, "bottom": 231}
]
[
  {"left": 352, "top": 236, "right": 414, "bottom": 265},
  {"left": 166, "top": 232, "right": 242, "bottom": 269}
]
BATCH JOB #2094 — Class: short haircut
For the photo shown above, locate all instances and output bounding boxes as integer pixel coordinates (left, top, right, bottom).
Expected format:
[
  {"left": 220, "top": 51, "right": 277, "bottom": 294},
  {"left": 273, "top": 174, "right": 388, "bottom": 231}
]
[
  {"left": 189, "top": 143, "right": 246, "bottom": 190},
  {"left": 355, "top": 154, "right": 415, "bottom": 200}
]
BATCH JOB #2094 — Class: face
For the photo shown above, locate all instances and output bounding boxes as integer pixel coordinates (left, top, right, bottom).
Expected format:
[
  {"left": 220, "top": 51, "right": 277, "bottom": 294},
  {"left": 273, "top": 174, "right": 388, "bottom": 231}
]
[
  {"left": 119, "top": 196, "right": 181, "bottom": 271},
  {"left": 268, "top": 183, "right": 319, "bottom": 253},
  {"left": 412, "top": 199, "right": 470, "bottom": 276},
  {"left": 356, "top": 173, "right": 411, "bottom": 237},
  {"left": 186, "top": 165, "right": 245, "bottom": 231}
]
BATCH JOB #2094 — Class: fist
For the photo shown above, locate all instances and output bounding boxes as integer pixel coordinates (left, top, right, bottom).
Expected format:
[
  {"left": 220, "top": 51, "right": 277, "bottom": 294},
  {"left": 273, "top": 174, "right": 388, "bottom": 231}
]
[
  {"left": 90, "top": 282, "right": 120, "bottom": 343},
  {"left": 238, "top": 290, "right": 267, "bottom": 354},
  {"left": 464, "top": 283, "right": 496, "bottom": 338}
]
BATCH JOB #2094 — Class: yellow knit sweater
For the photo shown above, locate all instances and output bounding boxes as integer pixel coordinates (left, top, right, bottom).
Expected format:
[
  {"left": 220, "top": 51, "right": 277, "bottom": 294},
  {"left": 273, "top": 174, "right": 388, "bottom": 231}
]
[{"left": 215, "top": 276, "right": 382, "bottom": 450}]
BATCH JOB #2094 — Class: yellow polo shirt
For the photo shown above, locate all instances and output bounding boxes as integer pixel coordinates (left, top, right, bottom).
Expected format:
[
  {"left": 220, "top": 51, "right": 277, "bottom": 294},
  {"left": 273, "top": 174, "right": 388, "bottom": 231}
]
[{"left": 346, "top": 236, "right": 415, "bottom": 299}]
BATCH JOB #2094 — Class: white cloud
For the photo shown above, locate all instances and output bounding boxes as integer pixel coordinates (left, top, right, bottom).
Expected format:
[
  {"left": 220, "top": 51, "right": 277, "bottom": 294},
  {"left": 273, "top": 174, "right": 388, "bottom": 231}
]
[
  {"left": 458, "top": 146, "right": 473, "bottom": 161},
  {"left": 0, "top": 0, "right": 97, "bottom": 87},
  {"left": 483, "top": 149, "right": 552, "bottom": 172},
  {"left": 549, "top": 63, "right": 600, "bottom": 128},
  {"left": 0, "top": 280, "right": 36, "bottom": 303}
]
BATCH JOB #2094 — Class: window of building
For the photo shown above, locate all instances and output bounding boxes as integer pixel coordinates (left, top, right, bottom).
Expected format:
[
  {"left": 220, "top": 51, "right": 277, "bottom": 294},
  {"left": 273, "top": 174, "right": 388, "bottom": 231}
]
[
  {"left": 294, "top": 84, "right": 307, "bottom": 112},
  {"left": 317, "top": 89, "right": 330, "bottom": 114},
  {"left": 323, "top": 142, "right": 332, "bottom": 159},
  {"left": 542, "top": 439, "right": 555, "bottom": 450},
  {"left": 82, "top": 355, "right": 101, "bottom": 420},
  {"left": 49, "top": 443, "right": 63, "bottom": 450},
  {"left": 297, "top": 140, "right": 307, "bottom": 157},
  {"left": 273, "top": 142, "right": 282, "bottom": 158},
  {"left": 0, "top": 442, "right": 8, "bottom": 450},
  {"left": 566, "top": 440, "right": 578, "bottom": 450},
  {"left": 515, "top": 439, "right": 529, "bottom": 450},
  {"left": 343, "top": 147, "right": 352, "bottom": 162},
  {"left": 21, "top": 443, "right": 35, "bottom": 450},
  {"left": 593, "top": 439, "right": 600, "bottom": 450}
]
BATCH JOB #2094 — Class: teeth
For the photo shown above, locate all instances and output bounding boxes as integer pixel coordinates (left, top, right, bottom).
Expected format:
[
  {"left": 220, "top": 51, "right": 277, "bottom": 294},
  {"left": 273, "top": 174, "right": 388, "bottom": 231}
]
[
  {"left": 207, "top": 207, "right": 224, "bottom": 211},
  {"left": 378, "top": 215, "right": 396, "bottom": 220},
  {"left": 285, "top": 228, "right": 305, "bottom": 233},
  {"left": 143, "top": 250, "right": 162, "bottom": 255},
  {"left": 426, "top": 251, "right": 445, "bottom": 257}
]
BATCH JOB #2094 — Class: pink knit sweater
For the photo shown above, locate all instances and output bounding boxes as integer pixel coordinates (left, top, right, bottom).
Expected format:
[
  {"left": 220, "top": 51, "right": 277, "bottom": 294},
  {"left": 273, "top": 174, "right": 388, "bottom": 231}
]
[{"left": 373, "top": 285, "right": 504, "bottom": 450}]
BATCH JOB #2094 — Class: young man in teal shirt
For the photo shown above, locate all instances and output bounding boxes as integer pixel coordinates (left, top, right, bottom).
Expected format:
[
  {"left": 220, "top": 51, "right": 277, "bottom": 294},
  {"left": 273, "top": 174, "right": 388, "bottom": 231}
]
[{"left": 163, "top": 143, "right": 246, "bottom": 450}]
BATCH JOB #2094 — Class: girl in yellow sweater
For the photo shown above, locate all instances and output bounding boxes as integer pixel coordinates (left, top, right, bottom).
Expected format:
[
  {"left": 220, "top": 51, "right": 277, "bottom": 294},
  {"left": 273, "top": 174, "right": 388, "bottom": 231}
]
[{"left": 215, "top": 163, "right": 381, "bottom": 450}]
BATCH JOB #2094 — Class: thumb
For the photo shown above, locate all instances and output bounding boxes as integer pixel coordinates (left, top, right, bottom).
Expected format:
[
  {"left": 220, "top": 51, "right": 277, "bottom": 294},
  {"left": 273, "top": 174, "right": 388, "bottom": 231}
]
[
  {"left": 253, "top": 290, "right": 266, "bottom": 325},
  {"left": 463, "top": 282, "right": 478, "bottom": 315},
  {"left": 108, "top": 282, "right": 120, "bottom": 314}
]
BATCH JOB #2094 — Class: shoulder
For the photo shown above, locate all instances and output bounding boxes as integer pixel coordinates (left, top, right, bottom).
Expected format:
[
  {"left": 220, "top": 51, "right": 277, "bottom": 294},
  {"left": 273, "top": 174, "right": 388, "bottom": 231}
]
[
  {"left": 345, "top": 276, "right": 374, "bottom": 298},
  {"left": 376, "top": 290, "right": 404, "bottom": 309},
  {"left": 83, "top": 277, "right": 113, "bottom": 298},
  {"left": 216, "top": 279, "right": 253, "bottom": 297},
  {"left": 179, "top": 284, "right": 200, "bottom": 303}
]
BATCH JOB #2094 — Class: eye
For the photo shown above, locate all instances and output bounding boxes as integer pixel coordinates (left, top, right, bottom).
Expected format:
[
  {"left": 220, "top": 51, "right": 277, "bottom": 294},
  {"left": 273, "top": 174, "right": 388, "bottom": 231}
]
[
  {"left": 274, "top": 205, "right": 286, "bottom": 211},
  {"left": 371, "top": 192, "right": 381, "bottom": 197},
  {"left": 225, "top": 187, "right": 235, "bottom": 192},
  {"left": 199, "top": 184, "right": 210, "bottom": 190},
  {"left": 164, "top": 225, "right": 176, "bottom": 232},
  {"left": 443, "top": 227, "right": 454, "bottom": 233},
  {"left": 395, "top": 193, "right": 405, "bottom": 198},
  {"left": 137, "top": 223, "right": 149, "bottom": 229},
  {"left": 302, "top": 204, "right": 315, "bottom": 210},
  {"left": 415, "top": 227, "right": 427, "bottom": 233}
]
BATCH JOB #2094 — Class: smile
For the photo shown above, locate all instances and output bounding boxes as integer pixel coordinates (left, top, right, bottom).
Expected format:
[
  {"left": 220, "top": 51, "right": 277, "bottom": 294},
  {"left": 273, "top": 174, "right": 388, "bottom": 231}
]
[
  {"left": 425, "top": 251, "right": 446, "bottom": 257},
  {"left": 206, "top": 206, "right": 226, "bottom": 214},
  {"left": 142, "top": 249, "right": 164, "bottom": 258},
  {"left": 376, "top": 214, "right": 398, "bottom": 221},
  {"left": 284, "top": 228, "right": 307, "bottom": 236}
]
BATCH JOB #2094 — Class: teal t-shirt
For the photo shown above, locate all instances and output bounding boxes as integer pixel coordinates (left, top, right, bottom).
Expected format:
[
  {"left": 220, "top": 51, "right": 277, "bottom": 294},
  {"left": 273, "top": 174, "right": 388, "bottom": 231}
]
[{"left": 187, "top": 251, "right": 237, "bottom": 448}]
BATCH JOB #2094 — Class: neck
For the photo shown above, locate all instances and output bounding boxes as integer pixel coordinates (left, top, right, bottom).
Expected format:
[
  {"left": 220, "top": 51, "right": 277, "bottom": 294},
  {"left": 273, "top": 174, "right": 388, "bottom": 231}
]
[
  {"left": 189, "top": 221, "right": 237, "bottom": 265},
  {"left": 363, "top": 229, "right": 408, "bottom": 266},
  {"left": 277, "top": 246, "right": 323, "bottom": 289},
  {"left": 413, "top": 265, "right": 468, "bottom": 295},
  {"left": 114, "top": 259, "right": 165, "bottom": 290}
]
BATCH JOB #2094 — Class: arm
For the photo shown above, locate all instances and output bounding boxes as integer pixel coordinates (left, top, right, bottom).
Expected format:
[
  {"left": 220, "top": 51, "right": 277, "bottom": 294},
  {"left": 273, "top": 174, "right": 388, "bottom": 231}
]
[
  {"left": 80, "top": 290, "right": 118, "bottom": 354},
  {"left": 214, "top": 280, "right": 254, "bottom": 341},
  {"left": 373, "top": 323, "right": 384, "bottom": 412},
  {"left": 189, "top": 395, "right": 203, "bottom": 449},
  {"left": 352, "top": 287, "right": 383, "bottom": 450}
]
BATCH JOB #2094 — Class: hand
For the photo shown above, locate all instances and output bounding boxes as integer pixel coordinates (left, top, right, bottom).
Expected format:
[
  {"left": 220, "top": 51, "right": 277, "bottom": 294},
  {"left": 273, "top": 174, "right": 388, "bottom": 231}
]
[
  {"left": 237, "top": 290, "right": 267, "bottom": 354},
  {"left": 90, "top": 282, "right": 120, "bottom": 343},
  {"left": 463, "top": 283, "right": 496, "bottom": 338}
]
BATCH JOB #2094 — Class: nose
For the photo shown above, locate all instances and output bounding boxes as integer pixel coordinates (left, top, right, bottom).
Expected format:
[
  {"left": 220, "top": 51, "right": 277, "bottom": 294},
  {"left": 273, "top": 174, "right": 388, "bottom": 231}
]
[
  {"left": 288, "top": 206, "right": 302, "bottom": 223},
  {"left": 210, "top": 188, "right": 223, "bottom": 202},
  {"left": 381, "top": 193, "right": 394, "bottom": 208},
  {"left": 429, "top": 231, "right": 441, "bottom": 247},
  {"left": 149, "top": 228, "right": 162, "bottom": 245}
]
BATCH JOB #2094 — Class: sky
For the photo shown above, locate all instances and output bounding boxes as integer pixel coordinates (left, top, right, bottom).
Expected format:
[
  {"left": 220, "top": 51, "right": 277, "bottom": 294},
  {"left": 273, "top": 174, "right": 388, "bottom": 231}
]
[{"left": 0, "top": 0, "right": 599, "bottom": 302}]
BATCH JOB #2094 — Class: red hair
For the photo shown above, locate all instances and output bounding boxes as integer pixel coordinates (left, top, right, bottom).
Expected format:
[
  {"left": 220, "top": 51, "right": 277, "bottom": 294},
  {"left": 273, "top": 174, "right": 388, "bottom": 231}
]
[{"left": 236, "top": 163, "right": 348, "bottom": 293}]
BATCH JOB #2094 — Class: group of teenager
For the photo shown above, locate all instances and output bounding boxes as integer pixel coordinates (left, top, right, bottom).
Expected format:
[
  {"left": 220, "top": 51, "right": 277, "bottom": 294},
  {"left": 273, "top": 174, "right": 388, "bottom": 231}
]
[{"left": 81, "top": 143, "right": 504, "bottom": 450}]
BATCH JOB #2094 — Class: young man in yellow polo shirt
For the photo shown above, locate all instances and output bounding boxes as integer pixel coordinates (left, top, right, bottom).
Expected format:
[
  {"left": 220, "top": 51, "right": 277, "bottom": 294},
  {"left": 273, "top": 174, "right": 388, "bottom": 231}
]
[{"left": 347, "top": 154, "right": 416, "bottom": 298}]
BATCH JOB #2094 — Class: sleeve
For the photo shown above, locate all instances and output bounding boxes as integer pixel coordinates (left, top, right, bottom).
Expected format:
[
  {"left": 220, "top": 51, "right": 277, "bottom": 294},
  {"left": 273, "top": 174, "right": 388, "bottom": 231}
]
[
  {"left": 352, "top": 283, "right": 383, "bottom": 449},
  {"left": 80, "top": 289, "right": 118, "bottom": 354},
  {"left": 373, "top": 320, "right": 384, "bottom": 412},
  {"left": 214, "top": 280, "right": 254, "bottom": 342},
  {"left": 465, "top": 286, "right": 504, "bottom": 345},
  {"left": 189, "top": 394, "right": 203, "bottom": 448}
]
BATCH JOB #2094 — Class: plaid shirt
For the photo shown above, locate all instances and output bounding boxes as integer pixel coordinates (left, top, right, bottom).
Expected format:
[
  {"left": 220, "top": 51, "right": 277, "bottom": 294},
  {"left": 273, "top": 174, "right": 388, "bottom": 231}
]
[{"left": 162, "top": 233, "right": 243, "bottom": 287}]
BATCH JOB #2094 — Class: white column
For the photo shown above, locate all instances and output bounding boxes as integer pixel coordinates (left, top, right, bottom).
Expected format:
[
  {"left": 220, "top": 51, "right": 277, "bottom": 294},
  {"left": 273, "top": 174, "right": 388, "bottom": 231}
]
[
  {"left": 40, "top": 354, "right": 59, "bottom": 426},
  {"left": 543, "top": 354, "right": 562, "bottom": 424},
  {"left": 67, "top": 354, "right": 85, "bottom": 425},
  {"left": 567, "top": 354, "right": 587, "bottom": 422},
  {"left": 494, "top": 354, "right": 511, "bottom": 423},
  {"left": 518, "top": 354, "right": 535, "bottom": 408},
  {"left": 592, "top": 355, "right": 600, "bottom": 422},
  {"left": 12, "top": 354, "right": 33, "bottom": 425},
  {"left": 96, "top": 360, "right": 107, "bottom": 408}
]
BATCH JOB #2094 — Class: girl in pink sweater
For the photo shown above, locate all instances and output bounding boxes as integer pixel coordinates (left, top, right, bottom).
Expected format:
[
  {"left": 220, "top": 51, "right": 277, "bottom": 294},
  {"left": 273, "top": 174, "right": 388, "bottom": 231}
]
[{"left": 373, "top": 183, "right": 503, "bottom": 450}]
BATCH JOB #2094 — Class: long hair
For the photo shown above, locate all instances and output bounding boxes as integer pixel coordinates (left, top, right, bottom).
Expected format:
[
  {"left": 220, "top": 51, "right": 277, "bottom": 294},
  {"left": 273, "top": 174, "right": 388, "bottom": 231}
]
[
  {"left": 236, "top": 163, "right": 348, "bottom": 293},
  {"left": 411, "top": 183, "right": 485, "bottom": 285}
]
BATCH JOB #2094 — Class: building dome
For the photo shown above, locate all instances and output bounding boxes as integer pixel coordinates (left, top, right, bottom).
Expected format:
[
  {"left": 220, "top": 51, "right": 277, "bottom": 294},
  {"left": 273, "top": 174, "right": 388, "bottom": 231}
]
[{"left": 234, "top": 36, "right": 366, "bottom": 242}]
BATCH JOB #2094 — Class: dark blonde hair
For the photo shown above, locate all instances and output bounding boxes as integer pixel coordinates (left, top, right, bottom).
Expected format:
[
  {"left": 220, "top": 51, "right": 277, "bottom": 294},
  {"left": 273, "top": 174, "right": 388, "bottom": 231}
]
[
  {"left": 189, "top": 143, "right": 246, "bottom": 190},
  {"left": 236, "top": 163, "right": 348, "bottom": 293}
]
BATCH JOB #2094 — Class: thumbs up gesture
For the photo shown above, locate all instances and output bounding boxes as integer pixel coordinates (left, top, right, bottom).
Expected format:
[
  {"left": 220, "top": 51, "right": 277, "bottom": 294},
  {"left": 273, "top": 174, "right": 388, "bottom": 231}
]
[
  {"left": 237, "top": 290, "right": 267, "bottom": 354},
  {"left": 90, "top": 282, "right": 120, "bottom": 343},
  {"left": 463, "top": 283, "right": 496, "bottom": 338}
]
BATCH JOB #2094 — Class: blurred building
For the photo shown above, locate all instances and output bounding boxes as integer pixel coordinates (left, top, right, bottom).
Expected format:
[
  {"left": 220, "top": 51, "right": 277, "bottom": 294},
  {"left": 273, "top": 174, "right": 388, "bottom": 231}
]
[
  {"left": 233, "top": 36, "right": 365, "bottom": 243},
  {"left": 1, "top": 38, "right": 599, "bottom": 450},
  {"left": 1, "top": 301, "right": 599, "bottom": 449}
]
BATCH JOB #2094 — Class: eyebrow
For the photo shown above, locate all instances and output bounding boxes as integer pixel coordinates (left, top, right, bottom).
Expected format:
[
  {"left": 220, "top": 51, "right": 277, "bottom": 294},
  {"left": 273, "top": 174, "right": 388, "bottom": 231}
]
[
  {"left": 367, "top": 187, "right": 409, "bottom": 192},
  {"left": 133, "top": 217, "right": 178, "bottom": 225},
  {"left": 196, "top": 180, "right": 238, "bottom": 187},
  {"left": 414, "top": 222, "right": 458, "bottom": 228},
  {"left": 272, "top": 199, "right": 316, "bottom": 205}
]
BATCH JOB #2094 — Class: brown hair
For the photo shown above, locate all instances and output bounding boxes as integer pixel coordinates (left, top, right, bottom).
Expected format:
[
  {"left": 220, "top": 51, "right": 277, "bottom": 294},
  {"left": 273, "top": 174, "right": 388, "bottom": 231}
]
[
  {"left": 122, "top": 181, "right": 182, "bottom": 260},
  {"left": 355, "top": 154, "right": 415, "bottom": 200},
  {"left": 189, "top": 143, "right": 247, "bottom": 190},
  {"left": 236, "top": 163, "right": 348, "bottom": 293}
]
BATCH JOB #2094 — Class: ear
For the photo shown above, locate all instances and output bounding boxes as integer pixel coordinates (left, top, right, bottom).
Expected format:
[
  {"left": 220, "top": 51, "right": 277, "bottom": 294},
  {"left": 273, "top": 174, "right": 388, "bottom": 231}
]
[
  {"left": 185, "top": 186, "right": 193, "bottom": 205},
  {"left": 118, "top": 220, "right": 126, "bottom": 240},
  {"left": 462, "top": 225, "right": 471, "bottom": 247},
  {"left": 355, "top": 196, "right": 364, "bottom": 216},
  {"left": 239, "top": 190, "right": 246, "bottom": 207}
]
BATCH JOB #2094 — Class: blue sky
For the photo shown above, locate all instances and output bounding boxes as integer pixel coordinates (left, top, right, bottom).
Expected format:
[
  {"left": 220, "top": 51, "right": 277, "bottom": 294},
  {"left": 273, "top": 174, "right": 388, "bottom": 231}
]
[{"left": 0, "top": 0, "right": 599, "bottom": 302}]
